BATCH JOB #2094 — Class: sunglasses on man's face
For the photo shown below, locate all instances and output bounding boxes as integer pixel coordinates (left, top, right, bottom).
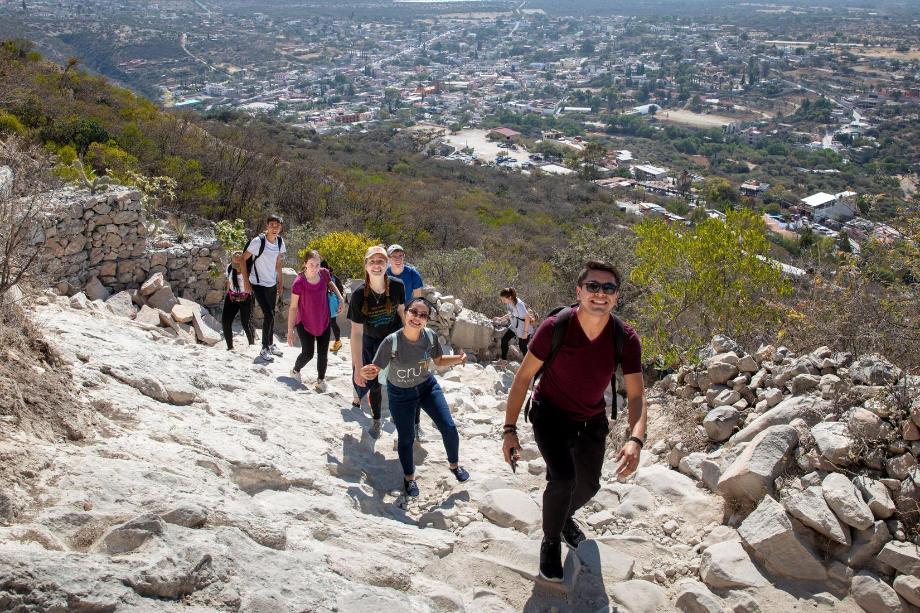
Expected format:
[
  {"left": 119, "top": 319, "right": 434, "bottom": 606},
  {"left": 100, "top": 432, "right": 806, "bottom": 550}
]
[
  {"left": 407, "top": 308, "right": 430, "bottom": 320},
  {"left": 582, "top": 281, "right": 619, "bottom": 295}
]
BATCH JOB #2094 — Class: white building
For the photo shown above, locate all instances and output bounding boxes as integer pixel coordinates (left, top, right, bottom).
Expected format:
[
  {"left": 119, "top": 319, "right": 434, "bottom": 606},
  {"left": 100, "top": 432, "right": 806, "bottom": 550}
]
[
  {"left": 205, "top": 83, "right": 230, "bottom": 97},
  {"left": 800, "top": 191, "right": 857, "bottom": 221},
  {"left": 633, "top": 164, "right": 668, "bottom": 180}
]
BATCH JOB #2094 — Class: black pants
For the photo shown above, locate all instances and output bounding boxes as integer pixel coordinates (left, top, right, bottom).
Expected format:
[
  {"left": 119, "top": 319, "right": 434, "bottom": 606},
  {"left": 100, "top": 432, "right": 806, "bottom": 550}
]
[
  {"left": 329, "top": 318, "right": 341, "bottom": 342},
  {"left": 294, "top": 324, "right": 331, "bottom": 379},
  {"left": 500, "top": 329, "right": 529, "bottom": 360},
  {"left": 222, "top": 294, "right": 255, "bottom": 350},
  {"left": 531, "top": 398, "right": 609, "bottom": 541},
  {"left": 353, "top": 334, "right": 384, "bottom": 419},
  {"left": 251, "top": 284, "right": 278, "bottom": 349}
]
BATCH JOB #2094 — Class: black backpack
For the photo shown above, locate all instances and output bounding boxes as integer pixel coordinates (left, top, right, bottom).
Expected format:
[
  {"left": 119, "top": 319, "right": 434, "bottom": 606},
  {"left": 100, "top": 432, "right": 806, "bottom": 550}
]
[
  {"left": 524, "top": 305, "right": 627, "bottom": 422},
  {"left": 245, "top": 234, "right": 284, "bottom": 284}
]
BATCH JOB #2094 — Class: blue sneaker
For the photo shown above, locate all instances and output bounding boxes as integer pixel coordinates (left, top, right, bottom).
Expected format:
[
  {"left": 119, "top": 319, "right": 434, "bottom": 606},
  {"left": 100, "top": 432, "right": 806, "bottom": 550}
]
[
  {"left": 451, "top": 466, "right": 470, "bottom": 482},
  {"left": 404, "top": 479, "right": 419, "bottom": 497}
]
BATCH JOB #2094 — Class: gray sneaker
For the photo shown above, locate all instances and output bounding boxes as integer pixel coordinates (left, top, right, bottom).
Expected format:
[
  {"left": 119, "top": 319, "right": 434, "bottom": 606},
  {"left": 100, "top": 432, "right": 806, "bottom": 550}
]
[
  {"left": 369, "top": 419, "right": 382, "bottom": 439},
  {"left": 269, "top": 343, "right": 284, "bottom": 357},
  {"left": 259, "top": 347, "right": 275, "bottom": 362},
  {"left": 415, "top": 423, "right": 424, "bottom": 442}
]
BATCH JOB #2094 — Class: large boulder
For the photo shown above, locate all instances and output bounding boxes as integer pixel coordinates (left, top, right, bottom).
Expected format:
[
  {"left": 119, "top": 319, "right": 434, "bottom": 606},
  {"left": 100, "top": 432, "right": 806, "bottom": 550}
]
[
  {"left": 97, "top": 514, "right": 165, "bottom": 554},
  {"left": 717, "top": 425, "right": 798, "bottom": 503},
  {"left": 703, "top": 407, "right": 740, "bottom": 442},
  {"left": 191, "top": 309, "right": 222, "bottom": 346},
  {"left": 730, "top": 396, "right": 829, "bottom": 444},
  {"left": 707, "top": 361, "right": 739, "bottom": 386},
  {"left": 171, "top": 303, "right": 196, "bottom": 324},
  {"left": 573, "top": 540, "right": 636, "bottom": 585},
  {"left": 846, "top": 521, "right": 891, "bottom": 569},
  {"left": 738, "top": 495, "right": 828, "bottom": 582},
  {"left": 699, "top": 540, "right": 766, "bottom": 589},
  {"left": 634, "top": 465, "right": 718, "bottom": 521},
  {"left": 140, "top": 272, "right": 167, "bottom": 296},
  {"left": 849, "top": 354, "right": 902, "bottom": 386},
  {"left": 810, "top": 421, "right": 854, "bottom": 465},
  {"left": 675, "top": 580, "right": 723, "bottom": 613},
  {"left": 854, "top": 476, "right": 897, "bottom": 519},
  {"left": 781, "top": 486, "right": 851, "bottom": 546},
  {"left": 607, "top": 580, "right": 666, "bottom": 613},
  {"left": 84, "top": 275, "right": 110, "bottom": 301},
  {"left": 449, "top": 310, "right": 495, "bottom": 353},
  {"left": 135, "top": 305, "right": 163, "bottom": 327},
  {"left": 849, "top": 407, "right": 885, "bottom": 441},
  {"left": 477, "top": 489, "right": 540, "bottom": 533},
  {"left": 822, "top": 473, "right": 874, "bottom": 530},
  {"left": 850, "top": 571, "right": 907, "bottom": 613},
  {"left": 146, "top": 285, "right": 179, "bottom": 313},
  {"left": 894, "top": 575, "right": 920, "bottom": 608},
  {"left": 105, "top": 291, "right": 136, "bottom": 319},
  {"left": 878, "top": 542, "right": 920, "bottom": 577}
]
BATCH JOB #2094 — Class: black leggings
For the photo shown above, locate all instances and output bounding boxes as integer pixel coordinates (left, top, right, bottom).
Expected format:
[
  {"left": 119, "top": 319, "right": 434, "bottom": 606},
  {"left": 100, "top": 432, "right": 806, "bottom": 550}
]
[
  {"left": 500, "top": 329, "right": 530, "bottom": 360},
  {"left": 329, "top": 318, "right": 341, "bottom": 342},
  {"left": 531, "top": 398, "right": 609, "bottom": 541},
  {"left": 222, "top": 294, "right": 254, "bottom": 350},
  {"left": 294, "top": 324, "right": 331, "bottom": 378},
  {"left": 251, "top": 284, "right": 277, "bottom": 349}
]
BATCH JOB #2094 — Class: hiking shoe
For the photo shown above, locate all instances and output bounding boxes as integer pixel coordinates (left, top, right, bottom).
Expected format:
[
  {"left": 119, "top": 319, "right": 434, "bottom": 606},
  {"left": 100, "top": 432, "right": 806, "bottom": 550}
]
[
  {"left": 259, "top": 348, "right": 275, "bottom": 362},
  {"left": 269, "top": 343, "right": 283, "bottom": 357},
  {"left": 539, "top": 538, "right": 564, "bottom": 582},
  {"left": 368, "top": 419, "right": 382, "bottom": 439},
  {"left": 314, "top": 379, "right": 327, "bottom": 393},
  {"left": 331, "top": 340, "right": 343, "bottom": 353},
  {"left": 404, "top": 479, "right": 420, "bottom": 498},
  {"left": 561, "top": 517, "right": 586, "bottom": 549},
  {"left": 415, "top": 423, "right": 425, "bottom": 442},
  {"left": 289, "top": 368, "right": 302, "bottom": 383},
  {"left": 451, "top": 465, "right": 470, "bottom": 482}
]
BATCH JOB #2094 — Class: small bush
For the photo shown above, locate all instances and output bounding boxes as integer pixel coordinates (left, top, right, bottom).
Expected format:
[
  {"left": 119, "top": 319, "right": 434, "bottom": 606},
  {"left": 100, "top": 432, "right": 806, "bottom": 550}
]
[{"left": 307, "top": 231, "right": 378, "bottom": 280}]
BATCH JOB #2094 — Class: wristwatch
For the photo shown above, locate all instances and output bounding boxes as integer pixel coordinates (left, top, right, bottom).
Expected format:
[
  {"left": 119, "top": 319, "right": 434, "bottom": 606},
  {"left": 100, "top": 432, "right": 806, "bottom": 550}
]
[{"left": 627, "top": 435, "right": 645, "bottom": 448}]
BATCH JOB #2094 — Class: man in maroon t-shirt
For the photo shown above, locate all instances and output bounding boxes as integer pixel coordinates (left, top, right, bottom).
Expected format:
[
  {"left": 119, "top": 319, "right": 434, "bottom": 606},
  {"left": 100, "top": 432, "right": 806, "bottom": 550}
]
[{"left": 501, "top": 260, "right": 647, "bottom": 583}]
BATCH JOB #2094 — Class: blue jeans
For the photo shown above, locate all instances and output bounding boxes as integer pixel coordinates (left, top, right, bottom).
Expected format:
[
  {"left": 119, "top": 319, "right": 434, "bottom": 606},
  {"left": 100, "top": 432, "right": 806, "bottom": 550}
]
[
  {"left": 353, "top": 334, "right": 384, "bottom": 419},
  {"left": 387, "top": 375, "right": 460, "bottom": 477}
]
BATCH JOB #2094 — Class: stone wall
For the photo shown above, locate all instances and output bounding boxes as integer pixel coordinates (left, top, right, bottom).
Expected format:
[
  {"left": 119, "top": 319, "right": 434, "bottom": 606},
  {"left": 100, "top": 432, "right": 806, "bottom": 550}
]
[{"left": 35, "top": 186, "right": 226, "bottom": 308}]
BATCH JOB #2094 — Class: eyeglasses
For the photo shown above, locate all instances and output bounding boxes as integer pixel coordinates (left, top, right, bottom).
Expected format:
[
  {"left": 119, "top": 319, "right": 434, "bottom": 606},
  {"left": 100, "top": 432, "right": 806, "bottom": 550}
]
[
  {"left": 407, "top": 308, "right": 430, "bottom": 320},
  {"left": 582, "top": 281, "right": 619, "bottom": 295},
  {"left": 389, "top": 252, "right": 405, "bottom": 259}
]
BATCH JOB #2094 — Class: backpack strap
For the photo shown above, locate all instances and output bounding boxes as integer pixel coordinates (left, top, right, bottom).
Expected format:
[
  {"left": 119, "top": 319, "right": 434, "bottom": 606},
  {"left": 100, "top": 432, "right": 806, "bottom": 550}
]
[
  {"left": 249, "top": 234, "right": 267, "bottom": 284},
  {"left": 609, "top": 315, "right": 626, "bottom": 421},
  {"left": 524, "top": 306, "right": 575, "bottom": 422}
]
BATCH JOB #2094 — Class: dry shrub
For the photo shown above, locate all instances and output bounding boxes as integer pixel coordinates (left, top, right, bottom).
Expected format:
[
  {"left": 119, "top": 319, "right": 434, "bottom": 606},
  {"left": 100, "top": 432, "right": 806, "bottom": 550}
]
[{"left": 0, "top": 135, "right": 56, "bottom": 302}]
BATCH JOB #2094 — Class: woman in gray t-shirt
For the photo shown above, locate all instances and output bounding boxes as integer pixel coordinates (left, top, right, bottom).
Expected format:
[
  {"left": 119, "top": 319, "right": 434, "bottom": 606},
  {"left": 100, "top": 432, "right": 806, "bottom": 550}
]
[{"left": 361, "top": 297, "right": 470, "bottom": 498}]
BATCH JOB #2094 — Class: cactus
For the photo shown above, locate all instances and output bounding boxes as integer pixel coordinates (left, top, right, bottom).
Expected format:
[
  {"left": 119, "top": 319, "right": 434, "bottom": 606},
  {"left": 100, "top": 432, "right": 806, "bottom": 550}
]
[{"left": 73, "top": 158, "right": 112, "bottom": 195}]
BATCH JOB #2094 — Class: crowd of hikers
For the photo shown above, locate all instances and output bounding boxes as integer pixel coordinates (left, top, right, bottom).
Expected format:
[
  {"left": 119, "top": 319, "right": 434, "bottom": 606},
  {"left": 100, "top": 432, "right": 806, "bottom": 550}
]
[{"left": 222, "top": 214, "right": 648, "bottom": 584}]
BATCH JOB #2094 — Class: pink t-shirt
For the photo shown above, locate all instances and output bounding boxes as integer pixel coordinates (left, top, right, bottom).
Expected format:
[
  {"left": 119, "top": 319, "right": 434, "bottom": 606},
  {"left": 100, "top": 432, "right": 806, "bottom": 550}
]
[{"left": 292, "top": 268, "right": 332, "bottom": 336}]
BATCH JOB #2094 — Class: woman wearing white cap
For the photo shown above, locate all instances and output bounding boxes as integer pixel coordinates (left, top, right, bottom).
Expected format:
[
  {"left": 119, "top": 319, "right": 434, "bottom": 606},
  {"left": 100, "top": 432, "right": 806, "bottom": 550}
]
[{"left": 348, "top": 245, "right": 406, "bottom": 438}]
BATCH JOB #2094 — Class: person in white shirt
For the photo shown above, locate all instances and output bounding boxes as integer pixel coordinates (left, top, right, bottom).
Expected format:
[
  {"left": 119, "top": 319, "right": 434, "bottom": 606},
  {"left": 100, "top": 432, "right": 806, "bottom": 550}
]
[
  {"left": 492, "top": 287, "right": 532, "bottom": 361},
  {"left": 241, "top": 214, "right": 287, "bottom": 362}
]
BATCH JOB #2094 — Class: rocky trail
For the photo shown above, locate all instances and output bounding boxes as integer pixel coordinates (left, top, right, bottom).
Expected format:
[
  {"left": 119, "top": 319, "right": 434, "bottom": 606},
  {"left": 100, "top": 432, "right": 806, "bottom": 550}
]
[{"left": 1, "top": 289, "right": 896, "bottom": 612}]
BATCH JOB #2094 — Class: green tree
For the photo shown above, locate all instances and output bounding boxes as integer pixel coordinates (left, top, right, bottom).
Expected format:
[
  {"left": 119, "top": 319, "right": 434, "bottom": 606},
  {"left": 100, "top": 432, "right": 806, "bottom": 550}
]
[
  {"left": 307, "top": 231, "right": 378, "bottom": 280},
  {"left": 630, "top": 209, "right": 791, "bottom": 365}
]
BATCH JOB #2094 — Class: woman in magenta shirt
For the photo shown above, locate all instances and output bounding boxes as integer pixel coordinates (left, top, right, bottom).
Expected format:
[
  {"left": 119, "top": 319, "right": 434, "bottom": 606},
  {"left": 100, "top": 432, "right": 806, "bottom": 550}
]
[{"left": 287, "top": 249, "right": 345, "bottom": 391}]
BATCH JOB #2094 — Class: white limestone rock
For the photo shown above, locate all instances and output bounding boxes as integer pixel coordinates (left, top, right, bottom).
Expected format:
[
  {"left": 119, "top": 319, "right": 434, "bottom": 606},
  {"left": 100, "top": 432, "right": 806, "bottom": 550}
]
[
  {"left": 477, "top": 489, "right": 540, "bottom": 533},
  {"left": 854, "top": 476, "right": 897, "bottom": 519},
  {"left": 717, "top": 425, "right": 798, "bottom": 503},
  {"left": 781, "top": 486, "right": 851, "bottom": 546},
  {"left": 738, "top": 495, "right": 828, "bottom": 582},
  {"left": 850, "top": 571, "right": 906, "bottom": 613},
  {"left": 810, "top": 421, "right": 854, "bottom": 465},
  {"left": 699, "top": 540, "right": 767, "bottom": 589},
  {"left": 822, "top": 472, "right": 874, "bottom": 530}
]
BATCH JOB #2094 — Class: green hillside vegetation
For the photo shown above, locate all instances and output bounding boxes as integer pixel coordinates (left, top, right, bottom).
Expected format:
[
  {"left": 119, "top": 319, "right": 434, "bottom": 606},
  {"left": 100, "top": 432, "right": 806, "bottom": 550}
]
[{"left": 1, "top": 39, "right": 917, "bottom": 369}]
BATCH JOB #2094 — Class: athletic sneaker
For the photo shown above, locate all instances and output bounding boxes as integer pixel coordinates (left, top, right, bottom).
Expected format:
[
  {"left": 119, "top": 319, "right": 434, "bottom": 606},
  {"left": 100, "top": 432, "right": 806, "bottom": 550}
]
[
  {"left": 415, "top": 423, "right": 425, "bottom": 442},
  {"left": 269, "top": 343, "right": 283, "bottom": 357},
  {"left": 314, "top": 379, "right": 327, "bottom": 393},
  {"left": 404, "top": 479, "right": 419, "bottom": 497},
  {"left": 331, "top": 340, "right": 343, "bottom": 353},
  {"left": 289, "top": 368, "right": 302, "bottom": 383},
  {"left": 561, "top": 517, "right": 586, "bottom": 549},
  {"left": 539, "top": 538, "right": 564, "bottom": 582},
  {"left": 450, "top": 466, "right": 470, "bottom": 482},
  {"left": 259, "top": 348, "right": 275, "bottom": 362},
  {"left": 368, "top": 419, "right": 381, "bottom": 439}
]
